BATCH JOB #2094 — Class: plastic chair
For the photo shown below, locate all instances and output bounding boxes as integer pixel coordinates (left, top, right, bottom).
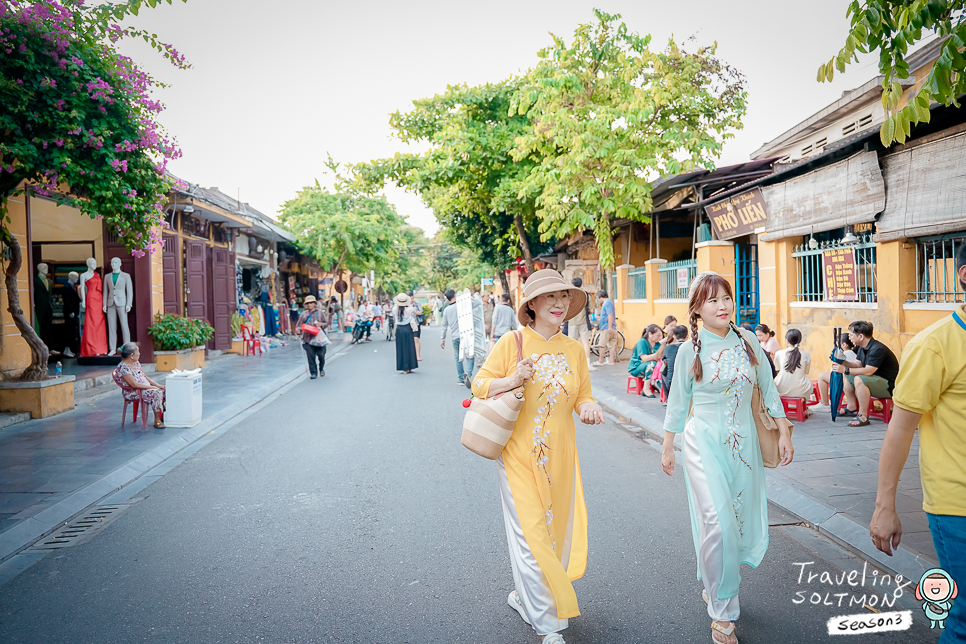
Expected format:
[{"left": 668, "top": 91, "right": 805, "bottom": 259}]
[
  {"left": 868, "top": 398, "right": 894, "bottom": 423},
  {"left": 241, "top": 324, "right": 262, "bottom": 356},
  {"left": 112, "top": 368, "right": 149, "bottom": 428},
  {"left": 808, "top": 381, "right": 821, "bottom": 406},
  {"left": 781, "top": 396, "right": 808, "bottom": 423},
  {"left": 626, "top": 376, "right": 644, "bottom": 395}
]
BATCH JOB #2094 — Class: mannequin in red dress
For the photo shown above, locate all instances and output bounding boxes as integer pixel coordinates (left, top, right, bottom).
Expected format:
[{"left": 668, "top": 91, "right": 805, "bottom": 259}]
[{"left": 79, "top": 258, "right": 109, "bottom": 357}]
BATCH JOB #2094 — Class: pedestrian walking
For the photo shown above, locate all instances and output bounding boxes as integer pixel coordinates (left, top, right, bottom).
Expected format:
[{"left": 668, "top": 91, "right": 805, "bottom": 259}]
[
  {"left": 408, "top": 291, "right": 423, "bottom": 361},
  {"left": 472, "top": 269, "right": 605, "bottom": 644},
  {"left": 565, "top": 278, "right": 596, "bottom": 372},
  {"left": 661, "top": 271, "right": 794, "bottom": 644},
  {"left": 296, "top": 295, "right": 329, "bottom": 379},
  {"left": 491, "top": 293, "right": 520, "bottom": 344},
  {"left": 595, "top": 290, "right": 619, "bottom": 365},
  {"left": 441, "top": 289, "right": 472, "bottom": 385},
  {"left": 393, "top": 293, "right": 418, "bottom": 374},
  {"left": 870, "top": 244, "right": 966, "bottom": 640}
]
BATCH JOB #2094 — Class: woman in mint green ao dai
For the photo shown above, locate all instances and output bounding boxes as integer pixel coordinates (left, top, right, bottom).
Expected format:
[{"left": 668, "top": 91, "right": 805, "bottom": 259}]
[{"left": 661, "top": 272, "right": 794, "bottom": 644}]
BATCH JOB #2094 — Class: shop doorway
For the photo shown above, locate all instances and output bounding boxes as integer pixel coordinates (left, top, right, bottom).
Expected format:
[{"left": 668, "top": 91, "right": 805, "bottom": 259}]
[
  {"left": 184, "top": 239, "right": 208, "bottom": 321},
  {"left": 207, "top": 246, "right": 234, "bottom": 350},
  {"left": 736, "top": 243, "right": 760, "bottom": 327},
  {"left": 162, "top": 234, "right": 180, "bottom": 314}
]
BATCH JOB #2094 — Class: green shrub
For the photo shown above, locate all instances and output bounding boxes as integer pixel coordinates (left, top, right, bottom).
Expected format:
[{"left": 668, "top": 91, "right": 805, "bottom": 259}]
[
  {"left": 230, "top": 312, "right": 244, "bottom": 338},
  {"left": 148, "top": 314, "right": 215, "bottom": 351}
]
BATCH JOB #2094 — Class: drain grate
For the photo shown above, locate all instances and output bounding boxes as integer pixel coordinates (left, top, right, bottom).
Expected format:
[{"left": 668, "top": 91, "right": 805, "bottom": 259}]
[{"left": 29, "top": 505, "right": 131, "bottom": 550}]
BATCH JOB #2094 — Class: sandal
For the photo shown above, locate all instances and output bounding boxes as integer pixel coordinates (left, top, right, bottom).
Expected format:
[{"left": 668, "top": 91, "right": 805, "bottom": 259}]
[
  {"left": 711, "top": 620, "right": 737, "bottom": 644},
  {"left": 848, "top": 415, "right": 870, "bottom": 427},
  {"left": 153, "top": 421, "right": 165, "bottom": 429},
  {"left": 839, "top": 407, "right": 859, "bottom": 417},
  {"left": 507, "top": 591, "right": 530, "bottom": 625}
]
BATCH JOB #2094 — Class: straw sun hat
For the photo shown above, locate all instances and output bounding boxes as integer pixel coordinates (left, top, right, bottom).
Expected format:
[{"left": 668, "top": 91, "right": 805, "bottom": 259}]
[
  {"left": 303, "top": 295, "right": 317, "bottom": 304},
  {"left": 394, "top": 293, "right": 412, "bottom": 307},
  {"left": 516, "top": 269, "right": 588, "bottom": 326}
]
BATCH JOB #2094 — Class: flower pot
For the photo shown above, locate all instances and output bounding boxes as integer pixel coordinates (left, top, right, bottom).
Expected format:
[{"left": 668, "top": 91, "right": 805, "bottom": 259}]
[
  {"left": 0, "top": 375, "right": 76, "bottom": 418},
  {"left": 155, "top": 346, "right": 206, "bottom": 372},
  {"left": 227, "top": 338, "right": 245, "bottom": 355}
]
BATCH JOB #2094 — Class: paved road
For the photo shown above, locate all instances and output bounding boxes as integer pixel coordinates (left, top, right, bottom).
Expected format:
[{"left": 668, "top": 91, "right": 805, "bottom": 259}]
[{"left": 0, "top": 326, "right": 939, "bottom": 643}]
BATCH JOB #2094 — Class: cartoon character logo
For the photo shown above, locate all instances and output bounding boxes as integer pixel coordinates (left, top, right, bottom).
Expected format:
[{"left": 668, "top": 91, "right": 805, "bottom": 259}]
[{"left": 916, "top": 568, "right": 958, "bottom": 629}]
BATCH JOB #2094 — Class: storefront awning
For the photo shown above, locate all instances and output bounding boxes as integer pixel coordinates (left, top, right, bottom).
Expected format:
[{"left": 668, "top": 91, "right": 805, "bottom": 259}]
[
  {"left": 760, "top": 151, "right": 885, "bottom": 241},
  {"left": 236, "top": 254, "right": 269, "bottom": 267},
  {"left": 876, "top": 128, "right": 966, "bottom": 241}
]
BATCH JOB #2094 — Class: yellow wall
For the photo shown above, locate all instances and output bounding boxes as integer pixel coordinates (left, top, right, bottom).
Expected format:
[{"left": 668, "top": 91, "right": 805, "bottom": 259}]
[
  {"left": 1, "top": 197, "right": 33, "bottom": 379},
  {"left": 29, "top": 197, "right": 105, "bottom": 267}
]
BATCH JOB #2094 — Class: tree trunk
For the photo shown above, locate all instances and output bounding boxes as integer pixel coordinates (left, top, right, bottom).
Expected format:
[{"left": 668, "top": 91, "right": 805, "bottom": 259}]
[
  {"left": 499, "top": 271, "right": 512, "bottom": 307},
  {"left": 3, "top": 235, "right": 49, "bottom": 381},
  {"left": 513, "top": 214, "right": 535, "bottom": 275}
]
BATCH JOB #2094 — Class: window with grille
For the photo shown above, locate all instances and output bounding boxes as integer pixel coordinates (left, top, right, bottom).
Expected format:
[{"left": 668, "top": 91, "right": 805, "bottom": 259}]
[
  {"left": 911, "top": 235, "right": 965, "bottom": 303},
  {"left": 792, "top": 233, "right": 878, "bottom": 303}
]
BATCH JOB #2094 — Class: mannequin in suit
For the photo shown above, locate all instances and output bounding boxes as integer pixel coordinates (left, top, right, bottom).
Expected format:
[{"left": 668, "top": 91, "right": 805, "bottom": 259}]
[
  {"left": 61, "top": 271, "right": 81, "bottom": 357},
  {"left": 34, "top": 263, "right": 53, "bottom": 348},
  {"left": 103, "top": 257, "right": 133, "bottom": 354}
]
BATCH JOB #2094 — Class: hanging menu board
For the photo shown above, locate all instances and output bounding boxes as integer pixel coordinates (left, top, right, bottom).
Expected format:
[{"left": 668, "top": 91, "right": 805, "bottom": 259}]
[{"left": 822, "top": 247, "right": 858, "bottom": 301}]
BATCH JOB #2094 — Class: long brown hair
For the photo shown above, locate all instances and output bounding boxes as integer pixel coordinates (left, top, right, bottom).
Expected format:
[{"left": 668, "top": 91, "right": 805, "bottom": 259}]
[
  {"left": 784, "top": 329, "right": 803, "bottom": 373},
  {"left": 688, "top": 274, "right": 759, "bottom": 382}
]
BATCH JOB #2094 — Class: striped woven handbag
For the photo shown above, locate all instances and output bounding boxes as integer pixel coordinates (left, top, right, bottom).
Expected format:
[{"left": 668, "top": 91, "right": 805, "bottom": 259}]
[{"left": 460, "top": 331, "right": 525, "bottom": 459}]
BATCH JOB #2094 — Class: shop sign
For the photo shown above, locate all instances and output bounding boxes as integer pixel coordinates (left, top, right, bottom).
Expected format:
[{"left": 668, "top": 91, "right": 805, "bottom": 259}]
[
  {"left": 704, "top": 188, "right": 768, "bottom": 241},
  {"left": 676, "top": 268, "right": 689, "bottom": 289},
  {"left": 822, "top": 247, "right": 859, "bottom": 301},
  {"left": 334, "top": 279, "right": 348, "bottom": 294},
  {"left": 321, "top": 277, "right": 333, "bottom": 285}
]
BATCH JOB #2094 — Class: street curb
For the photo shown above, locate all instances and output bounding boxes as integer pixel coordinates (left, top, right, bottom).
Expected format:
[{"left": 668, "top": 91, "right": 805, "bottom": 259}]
[
  {"left": 594, "top": 390, "right": 936, "bottom": 585},
  {"left": 0, "top": 340, "right": 352, "bottom": 565}
]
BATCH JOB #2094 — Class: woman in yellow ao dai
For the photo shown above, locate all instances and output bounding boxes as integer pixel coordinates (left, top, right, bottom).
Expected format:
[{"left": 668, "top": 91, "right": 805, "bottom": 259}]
[{"left": 472, "top": 270, "right": 604, "bottom": 644}]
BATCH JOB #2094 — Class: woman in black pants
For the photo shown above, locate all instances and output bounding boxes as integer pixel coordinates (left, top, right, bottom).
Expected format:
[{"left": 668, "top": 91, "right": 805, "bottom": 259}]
[
  {"left": 296, "top": 296, "right": 328, "bottom": 379},
  {"left": 394, "top": 293, "right": 418, "bottom": 374}
]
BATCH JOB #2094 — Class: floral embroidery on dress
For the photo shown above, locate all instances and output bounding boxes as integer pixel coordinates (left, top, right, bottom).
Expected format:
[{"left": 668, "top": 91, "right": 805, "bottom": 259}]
[
  {"left": 545, "top": 502, "right": 556, "bottom": 550},
  {"left": 529, "top": 352, "right": 573, "bottom": 488},
  {"left": 733, "top": 490, "right": 745, "bottom": 537},
  {"left": 709, "top": 343, "right": 753, "bottom": 470},
  {"left": 474, "top": 377, "right": 484, "bottom": 388}
]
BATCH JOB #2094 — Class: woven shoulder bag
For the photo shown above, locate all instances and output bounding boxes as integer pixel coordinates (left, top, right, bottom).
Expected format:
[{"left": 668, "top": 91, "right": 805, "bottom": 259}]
[
  {"left": 460, "top": 331, "right": 525, "bottom": 459},
  {"left": 752, "top": 384, "right": 792, "bottom": 468}
]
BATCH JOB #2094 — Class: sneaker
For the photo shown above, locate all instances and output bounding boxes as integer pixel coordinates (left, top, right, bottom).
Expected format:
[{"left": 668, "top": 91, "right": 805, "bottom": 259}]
[
  {"left": 507, "top": 591, "right": 531, "bottom": 625},
  {"left": 464, "top": 374, "right": 472, "bottom": 389},
  {"left": 309, "top": 375, "right": 317, "bottom": 380},
  {"left": 587, "top": 363, "right": 598, "bottom": 372}
]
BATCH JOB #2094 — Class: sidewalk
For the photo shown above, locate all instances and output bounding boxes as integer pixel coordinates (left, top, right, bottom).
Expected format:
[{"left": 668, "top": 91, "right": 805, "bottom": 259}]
[
  {"left": 0, "top": 335, "right": 352, "bottom": 566},
  {"left": 589, "top": 361, "right": 938, "bottom": 584}
]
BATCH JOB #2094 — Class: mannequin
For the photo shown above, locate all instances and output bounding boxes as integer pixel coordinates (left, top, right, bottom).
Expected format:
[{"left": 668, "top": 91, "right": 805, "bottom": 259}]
[
  {"left": 79, "top": 258, "right": 109, "bottom": 357},
  {"left": 33, "top": 263, "right": 53, "bottom": 348},
  {"left": 103, "top": 256, "right": 133, "bottom": 354},
  {"left": 61, "top": 271, "right": 81, "bottom": 358}
]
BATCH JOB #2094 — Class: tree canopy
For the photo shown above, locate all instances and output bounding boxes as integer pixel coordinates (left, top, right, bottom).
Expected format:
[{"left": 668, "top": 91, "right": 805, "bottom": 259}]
[
  {"left": 351, "top": 80, "right": 553, "bottom": 274},
  {"left": 0, "top": 0, "right": 188, "bottom": 380},
  {"left": 511, "top": 9, "right": 747, "bottom": 270},
  {"left": 819, "top": 0, "right": 965, "bottom": 145}
]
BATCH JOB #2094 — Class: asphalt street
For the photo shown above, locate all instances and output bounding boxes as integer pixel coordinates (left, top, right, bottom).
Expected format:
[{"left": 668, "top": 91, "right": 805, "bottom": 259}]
[{"left": 0, "top": 326, "right": 941, "bottom": 644}]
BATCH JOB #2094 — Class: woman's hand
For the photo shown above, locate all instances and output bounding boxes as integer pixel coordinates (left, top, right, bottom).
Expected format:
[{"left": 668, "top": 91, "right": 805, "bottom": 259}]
[
  {"left": 777, "top": 420, "right": 795, "bottom": 465},
  {"left": 577, "top": 402, "right": 604, "bottom": 425},
  {"left": 514, "top": 358, "right": 534, "bottom": 387},
  {"left": 662, "top": 448, "right": 675, "bottom": 476}
]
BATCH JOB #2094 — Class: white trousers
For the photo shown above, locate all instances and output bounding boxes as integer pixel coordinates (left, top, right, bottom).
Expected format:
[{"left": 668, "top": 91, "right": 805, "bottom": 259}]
[
  {"left": 497, "top": 456, "right": 571, "bottom": 636},
  {"left": 683, "top": 421, "right": 741, "bottom": 622}
]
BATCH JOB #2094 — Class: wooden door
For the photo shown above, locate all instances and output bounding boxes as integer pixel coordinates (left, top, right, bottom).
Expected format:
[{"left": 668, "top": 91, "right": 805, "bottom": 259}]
[
  {"left": 208, "top": 246, "right": 234, "bottom": 350},
  {"left": 184, "top": 240, "right": 208, "bottom": 322},
  {"left": 162, "top": 234, "right": 181, "bottom": 314}
]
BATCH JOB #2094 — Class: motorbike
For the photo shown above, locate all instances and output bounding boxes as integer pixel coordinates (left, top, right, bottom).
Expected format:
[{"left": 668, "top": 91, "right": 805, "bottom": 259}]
[
  {"left": 351, "top": 319, "right": 373, "bottom": 344},
  {"left": 386, "top": 315, "right": 395, "bottom": 341}
]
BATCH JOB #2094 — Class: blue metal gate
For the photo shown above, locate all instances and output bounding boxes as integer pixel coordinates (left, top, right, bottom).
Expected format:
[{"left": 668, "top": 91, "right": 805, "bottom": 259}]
[{"left": 736, "top": 244, "right": 760, "bottom": 327}]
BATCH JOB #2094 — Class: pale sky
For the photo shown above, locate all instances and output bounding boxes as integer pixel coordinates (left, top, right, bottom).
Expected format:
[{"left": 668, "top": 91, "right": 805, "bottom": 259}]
[{"left": 117, "top": 0, "right": 883, "bottom": 235}]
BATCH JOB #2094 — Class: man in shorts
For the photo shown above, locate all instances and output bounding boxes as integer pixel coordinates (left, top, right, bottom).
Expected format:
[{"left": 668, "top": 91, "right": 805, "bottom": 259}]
[
  {"left": 567, "top": 278, "right": 596, "bottom": 371},
  {"left": 830, "top": 320, "right": 900, "bottom": 427},
  {"left": 595, "top": 289, "right": 619, "bottom": 365}
]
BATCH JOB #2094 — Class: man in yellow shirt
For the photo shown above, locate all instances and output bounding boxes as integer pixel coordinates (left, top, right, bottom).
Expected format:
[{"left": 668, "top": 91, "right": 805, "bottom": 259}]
[{"left": 871, "top": 243, "right": 966, "bottom": 640}]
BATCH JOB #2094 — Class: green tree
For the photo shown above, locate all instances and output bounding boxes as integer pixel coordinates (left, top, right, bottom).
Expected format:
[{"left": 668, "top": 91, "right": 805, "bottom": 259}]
[
  {"left": 0, "top": 0, "right": 188, "bottom": 381},
  {"left": 376, "top": 225, "right": 429, "bottom": 296},
  {"left": 512, "top": 9, "right": 747, "bottom": 271},
  {"left": 351, "top": 80, "right": 552, "bottom": 275},
  {"left": 819, "top": 0, "right": 965, "bottom": 145},
  {"left": 278, "top": 182, "right": 412, "bottom": 304}
]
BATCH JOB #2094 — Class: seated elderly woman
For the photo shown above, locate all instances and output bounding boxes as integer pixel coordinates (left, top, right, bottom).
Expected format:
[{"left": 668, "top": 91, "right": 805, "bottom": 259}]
[{"left": 114, "top": 342, "right": 166, "bottom": 428}]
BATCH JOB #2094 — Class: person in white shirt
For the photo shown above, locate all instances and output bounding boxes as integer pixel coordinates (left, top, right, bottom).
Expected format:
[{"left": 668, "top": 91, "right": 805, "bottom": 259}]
[{"left": 773, "top": 329, "right": 812, "bottom": 399}]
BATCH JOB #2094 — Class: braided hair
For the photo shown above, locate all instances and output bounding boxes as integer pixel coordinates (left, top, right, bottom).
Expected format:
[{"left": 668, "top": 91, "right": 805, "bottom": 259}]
[{"left": 687, "top": 273, "right": 759, "bottom": 382}]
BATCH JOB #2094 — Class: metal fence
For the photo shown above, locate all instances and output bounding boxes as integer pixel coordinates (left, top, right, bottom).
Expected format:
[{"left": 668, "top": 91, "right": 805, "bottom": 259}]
[
  {"left": 912, "top": 235, "right": 966, "bottom": 303},
  {"left": 791, "top": 234, "right": 878, "bottom": 303},
  {"left": 658, "top": 259, "right": 697, "bottom": 299},
  {"left": 626, "top": 267, "right": 647, "bottom": 299}
]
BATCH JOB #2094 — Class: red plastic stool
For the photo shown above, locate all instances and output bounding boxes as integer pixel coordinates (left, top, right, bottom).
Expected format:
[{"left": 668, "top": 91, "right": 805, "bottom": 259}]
[
  {"left": 781, "top": 396, "right": 808, "bottom": 422},
  {"left": 868, "top": 398, "right": 894, "bottom": 423},
  {"left": 626, "top": 376, "right": 644, "bottom": 395},
  {"left": 807, "top": 381, "right": 821, "bottom": 406}
]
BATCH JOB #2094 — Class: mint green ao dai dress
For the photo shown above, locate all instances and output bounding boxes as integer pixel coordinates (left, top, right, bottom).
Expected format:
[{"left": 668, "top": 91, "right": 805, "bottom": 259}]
[{"left": 663, "top": 327, "right": 786, "bottom": 622}]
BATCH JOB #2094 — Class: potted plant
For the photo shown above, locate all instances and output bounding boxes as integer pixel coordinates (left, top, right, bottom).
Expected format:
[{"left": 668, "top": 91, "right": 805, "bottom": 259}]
[
  {"left": 228, "top": 312, "right": 246, "bottom": 354},
  {"left": 147, "top": 314, "right": 215, "bottom": 371}
]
